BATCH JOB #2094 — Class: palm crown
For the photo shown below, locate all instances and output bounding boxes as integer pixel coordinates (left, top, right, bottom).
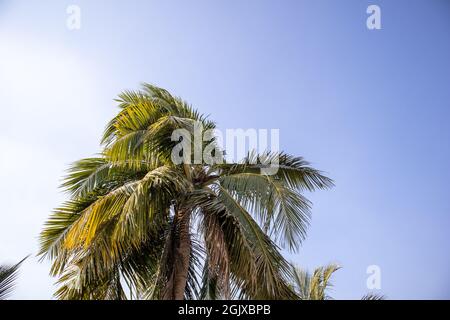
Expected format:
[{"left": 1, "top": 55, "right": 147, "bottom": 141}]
[
  {"left": 39, "top": 84, "right": 333, "bottom": 300},
  {"left": 291, "top": 264, "right": 385, "bottom": 300}
]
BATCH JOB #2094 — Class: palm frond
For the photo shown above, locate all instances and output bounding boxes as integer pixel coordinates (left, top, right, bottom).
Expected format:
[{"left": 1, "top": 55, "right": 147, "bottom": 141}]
[
  {"left": 216, "top": 187, "right": 297, "bottom": 299},
  {"left": 218, "top": 151, "right": 334, "bottom": 191},
  {"left": 220, "top": 172, "right": 311, "bottom": 251},
  {"left": 361, "top": 293, "right": 386, "bottom": 300},
  {"left": 291, "top": 263, "right": 340, "bottom": 300},
  {"left": 0, "top": 257, "right": 27, "bottom": 300}
]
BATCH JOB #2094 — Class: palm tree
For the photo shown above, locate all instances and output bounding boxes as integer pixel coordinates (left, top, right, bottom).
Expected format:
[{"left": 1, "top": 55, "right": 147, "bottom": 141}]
[
  {"left": 0, "top": 257, "right": 27, "bottom": 300},
  {"left": 292, "top": 264, "right": 341, "bottom": 300},
  {"left": 291, "top": 264, "right": 385, "bottom": 300},
  {"left": 39, "top": 84, "right": 333, "bottom": 300}
]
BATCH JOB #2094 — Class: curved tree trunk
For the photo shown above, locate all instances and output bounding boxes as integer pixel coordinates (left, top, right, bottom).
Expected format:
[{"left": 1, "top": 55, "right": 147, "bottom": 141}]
[{"left": 162, "top": 209, "right": 191, "bottom": 300}]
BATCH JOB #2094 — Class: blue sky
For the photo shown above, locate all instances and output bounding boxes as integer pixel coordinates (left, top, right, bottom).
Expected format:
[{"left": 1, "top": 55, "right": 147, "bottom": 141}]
[{"left": 0, "top": 0, "right": 449, "bottom": 299}]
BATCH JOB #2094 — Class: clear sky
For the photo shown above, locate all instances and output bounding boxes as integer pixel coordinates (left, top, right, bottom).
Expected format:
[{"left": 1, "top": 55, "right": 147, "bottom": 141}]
[{"left": 0, "top": 0, "right": 449, "bottom": 299}]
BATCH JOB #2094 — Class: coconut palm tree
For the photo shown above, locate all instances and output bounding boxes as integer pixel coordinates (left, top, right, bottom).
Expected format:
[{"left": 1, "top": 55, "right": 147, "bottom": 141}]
[
  {"left": 291, "top": 264, "right": 385, "bottom": 300},
  {"left": 39, "top": 84, "right": 333, "bottom": 300},
  {"left": 0, "top": 257, "right": 27, "bottom": 300}
]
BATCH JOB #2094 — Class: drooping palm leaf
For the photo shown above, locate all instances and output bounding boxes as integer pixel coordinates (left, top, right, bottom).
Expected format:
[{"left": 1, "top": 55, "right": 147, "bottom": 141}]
[{"left": 0, "top": 257, "right": 27, "bottom": 300}]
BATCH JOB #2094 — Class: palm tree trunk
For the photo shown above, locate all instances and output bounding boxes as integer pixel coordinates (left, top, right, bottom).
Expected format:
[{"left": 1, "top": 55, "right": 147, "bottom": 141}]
[{"left": 162, "top": 209, "right": 191, "bottom": 300}]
